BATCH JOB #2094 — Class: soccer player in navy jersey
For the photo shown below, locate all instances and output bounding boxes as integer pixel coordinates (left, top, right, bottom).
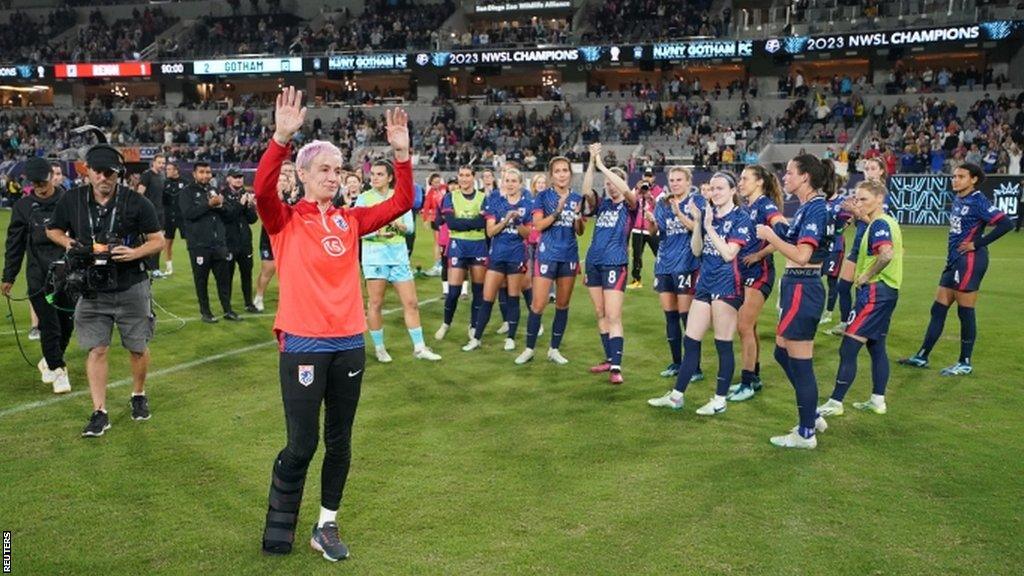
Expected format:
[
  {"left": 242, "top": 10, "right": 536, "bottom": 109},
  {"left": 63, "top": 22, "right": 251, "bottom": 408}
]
[
  {"left": 899, "top": 163, "right": 1012, "bottom": 375},
  {"left": 728, "top": 165, "right": 785, "bottom": 402},
  {"left": 515, "top": 157, "right": 584, "bottom": 365},
  {"left": 821, "top": 192, "right": 853, "bottom": 327},
  {"left": 648, "top": 172, "right": 752, "bottom": 416},
  {"left": 580, "top": 143, "right": 636, "bottom": 384},
  {"left": 648, "top": 166, "right": 705, "bottom": 381},
  {"left": 436, "top": 166, "right": 488, "bottom": 341},
  {"left": 827, "top": 157, "right": 887, "bottom": 335},
  {"left": 819, "top": 179, "right": 902, "bottom": 418},
  {"left": 754, "top": 154, "right": 838, "bottom": 449},
  {"left": 462, "top": 167, "right": 533, "bottom": 353}
]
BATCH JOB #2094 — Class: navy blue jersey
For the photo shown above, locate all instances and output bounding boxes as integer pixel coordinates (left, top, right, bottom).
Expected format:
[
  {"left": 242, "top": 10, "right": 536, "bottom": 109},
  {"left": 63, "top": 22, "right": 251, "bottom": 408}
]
[
  {"left": 654, "top": 194, "right": 705, "bottom": 275},
  {"left": 534, "top": 187, "right": 583, "bottom": 263},
  {"left": 827, "top": 197, "right": 854, "bottom": 255},
  {"left": 739, "top": 194, "right": 782, "bottom": 262},
  {"left": 485, "top": 194, "right": 532, "bottom": 263},
  {"left": 781, "top": 195, "right": 834, "bottom": 265},
  {"left": 947, "top": 190, "right": 1006, "bottom": 266},
  {"left": 700, "top": 207, "right": 753, "bottom": 287},
  {"left": 586, "top": 197, "right": 632, "bottom": 266}
]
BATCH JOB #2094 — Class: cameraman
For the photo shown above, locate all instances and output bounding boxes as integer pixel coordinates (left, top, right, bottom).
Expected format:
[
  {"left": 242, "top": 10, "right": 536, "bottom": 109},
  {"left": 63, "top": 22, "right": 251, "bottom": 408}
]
[
  {"left": 179, "top": 161, "right": 239, "bottom": 323},
  {"left": 45, "top": 145, "right": 165, "bottom": 437},
  {"left": 220, "top": 168, "right": 258, "bottom": 313},
  {"left": 2, "top": 158, "right": 74, "bottom": 394},
  {"left": 627, "top": 167, "right": 661, "bottom": 288}
]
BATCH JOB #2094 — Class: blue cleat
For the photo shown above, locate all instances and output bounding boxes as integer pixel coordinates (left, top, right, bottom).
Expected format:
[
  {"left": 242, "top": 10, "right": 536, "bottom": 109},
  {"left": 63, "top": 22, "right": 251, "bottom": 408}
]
[
  {"left": 940, "top": 362, "right": 973, "bottom": 376},
  {"left": 898, "top": 354, "right": 928, "bottom": 368}
]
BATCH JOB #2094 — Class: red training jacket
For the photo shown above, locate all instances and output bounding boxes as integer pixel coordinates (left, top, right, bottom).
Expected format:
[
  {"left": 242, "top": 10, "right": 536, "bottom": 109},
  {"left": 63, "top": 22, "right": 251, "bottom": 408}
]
[{"left": 254, "top": 139, "right": 412, "bottom": 340}]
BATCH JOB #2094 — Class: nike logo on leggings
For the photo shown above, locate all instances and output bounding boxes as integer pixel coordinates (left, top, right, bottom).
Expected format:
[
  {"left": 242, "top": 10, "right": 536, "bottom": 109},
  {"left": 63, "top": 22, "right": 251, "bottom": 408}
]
[{"left": 348, "top": 370, "right": 362, "bottom": 377}]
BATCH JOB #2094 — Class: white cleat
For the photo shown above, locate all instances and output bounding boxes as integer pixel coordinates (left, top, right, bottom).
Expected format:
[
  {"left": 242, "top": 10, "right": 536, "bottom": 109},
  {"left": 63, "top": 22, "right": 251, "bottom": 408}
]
[
  {"left": 503, "top": 338, "right": 516, "bottom": 351},
  {"left": 514, "top": 348, "right": 535, "bottom": 365},
  {"left": 38, "top": 358, "right": 56, "bottom": 384},
  {"left": 496, "top": 321, "right": 509, "bottom": 335},
  {"left": 375, "top": 347, "right": 393, "bottom": 363},
  {"left": 253, "top": 295, "right": 265, "bottom": 312},
  {"left": 547, "top": 348, "right": 569, "bottom": 365},
  {"left": 462, "top": 338, "right": 481, "bottom": 352},
  {"left": 770, "top": 431, "right": 818, "bottom": 449},
  {"left": 413, "top": 346, "right": 442, "bottom": 361},
  {"left": 695, "top": 397, "right": 727, "bottom": 416},
  {"left": 852, "top": 399, "right": 887, "bottom": 414},
  {"left": 51, "top": 367, "right": 71, "bottom": 394},
  {"left": 434, "top": 323, "right": 450, "bottom": 341},
  {"left": 647, "top": 391, "right": 684, "bottom": 410},
  {"left": 817, "top": 398, "right": 845, "bottom": 417}
]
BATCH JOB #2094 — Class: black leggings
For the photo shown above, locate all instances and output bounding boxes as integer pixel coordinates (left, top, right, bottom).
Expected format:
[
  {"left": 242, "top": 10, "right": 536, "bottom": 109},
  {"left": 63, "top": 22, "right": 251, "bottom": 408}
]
[
  {"left": 630, "top": 231, "right": 659, "bottom": 282},
  {"left": 263, "top": 347, "right": 364, "bottom": 552},
  {"left": 29, "top": 290, "right": 74, "bottom": 370}
]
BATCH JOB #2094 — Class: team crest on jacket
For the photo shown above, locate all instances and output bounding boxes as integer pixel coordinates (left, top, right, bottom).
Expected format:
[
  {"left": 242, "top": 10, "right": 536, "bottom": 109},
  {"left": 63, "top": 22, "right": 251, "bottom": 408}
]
[
  {"left": 321, "top": 236, "right": 345, "bottom": 256},
  {"left": 298, "top": 365, "right": 314, "bottom": 387},
  {"left": 332, "top": 214, "right": 348, "bottom": 232}
]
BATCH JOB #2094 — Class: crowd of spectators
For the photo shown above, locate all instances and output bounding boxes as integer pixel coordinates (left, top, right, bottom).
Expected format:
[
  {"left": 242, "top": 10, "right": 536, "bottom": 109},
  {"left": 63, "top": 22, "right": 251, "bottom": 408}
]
[
  {"left": 303, "top": 0, "right": 456, "bottom": 54},
  {"left": 452, "top": 16, "right": 572, "bottom": 48},
  {"left": 864, "top": 91, "right": 1024, "bottom": 174},
  {"left": 47, "top": 8, "right": 177, "bottom": 62},
  {"left": 181, "top": 13, "right": 305, "bottom": 58},
  {"left": 582, "top": 0, "right": 727, "bottom": 43},
  {"left": 0, "top": 7, "right": 77, "bottom": 64}
]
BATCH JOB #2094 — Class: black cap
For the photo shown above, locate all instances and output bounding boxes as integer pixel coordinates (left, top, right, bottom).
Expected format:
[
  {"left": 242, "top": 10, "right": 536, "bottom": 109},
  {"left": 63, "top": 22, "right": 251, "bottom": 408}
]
[
  {"left": 643, "top": 167, "right": 655, "bottom": 176},
  {"left": 24, "top": 157, "right": 52, "bottom": 183},
  {"left": 227, "top": 167, "right": 244, "bottom": 177},
  {"left": 85, "top": 144, "right": 124, "bottom": 172}
]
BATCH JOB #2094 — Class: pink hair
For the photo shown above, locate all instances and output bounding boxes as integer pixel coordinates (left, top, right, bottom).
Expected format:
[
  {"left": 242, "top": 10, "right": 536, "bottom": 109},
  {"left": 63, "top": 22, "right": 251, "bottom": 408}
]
[{"left": 295, "top": 140, "right": 343, "bottom": 171}]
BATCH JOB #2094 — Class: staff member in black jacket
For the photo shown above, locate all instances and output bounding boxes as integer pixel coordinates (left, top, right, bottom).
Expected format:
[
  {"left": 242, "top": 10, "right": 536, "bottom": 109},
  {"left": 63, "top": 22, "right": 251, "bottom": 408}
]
[
  {"left": 221, "top": 167, "right": 258, "bottom": 313},
  {"left": 160, "top": 161, "right": 187, "bottom": 276},
  {"left": 46, "top": 144, "right": 165, "bottom": 437},
  {"left": 2, "top": 158, "right": 74, "bottom": 394},
  {"left": 138, "top": 155, "right": 166, "bottom": 276},
  {"left": 179, "top": 161, "right": 239, "bottom": 323}
]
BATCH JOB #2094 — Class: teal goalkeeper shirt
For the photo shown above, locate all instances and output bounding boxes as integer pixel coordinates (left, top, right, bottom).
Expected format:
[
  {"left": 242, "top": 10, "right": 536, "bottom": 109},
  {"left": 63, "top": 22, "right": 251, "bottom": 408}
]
[{"left": 356, "top": 188, "right": 415, "bottom": 266}]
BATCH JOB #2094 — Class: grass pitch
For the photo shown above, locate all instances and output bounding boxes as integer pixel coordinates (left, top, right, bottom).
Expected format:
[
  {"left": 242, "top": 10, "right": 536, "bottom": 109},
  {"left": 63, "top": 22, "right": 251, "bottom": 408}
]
[{"left": 1, "top": 212, "right": 1022, "bottom": 575}]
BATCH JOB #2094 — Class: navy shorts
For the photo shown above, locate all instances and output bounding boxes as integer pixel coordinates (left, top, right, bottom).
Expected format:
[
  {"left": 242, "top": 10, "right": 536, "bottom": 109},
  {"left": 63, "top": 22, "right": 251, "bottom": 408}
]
[
  {"left": 694, "top": 290, "right": 743, "bottom": 310},
  {"left": 825, "top": 251, "right": 844, "bottom": 278},
  {"left": 449, "top": 255, "right": 488, "bottom": 270},
  {"left": 488, "top": 259, "right": 526, "bottom": 275},
  {"left": 939, "top": 250, "right": 989, "bottom": 293},
  {"left": 695, "top": 266, "right": 743, "bottom": 310},
  {"left": 846, "top": 282, "right": 898, "bottom": 341},
  {"left": 584, "top": 263, "right": 627, "bottom": 291},
  {"left": 741, "top": 260, "right": 775, "bottom": 299},
  {"left": 654, "top": 270, "right": 698, "bottom": 295},
  {"left": 535, "top": 260, "right": 579, "bottom": 279},
  {"left": 777, "top": 269, "right": 826, "bottom": 341}
]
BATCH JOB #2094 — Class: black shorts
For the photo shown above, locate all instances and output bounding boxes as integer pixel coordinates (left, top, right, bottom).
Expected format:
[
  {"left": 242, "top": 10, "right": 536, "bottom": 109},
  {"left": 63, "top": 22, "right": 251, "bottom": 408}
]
[
  {"left": 259, "top": 228, "right": 274, "bottom": 261},
  {"left": 163, "top": 211, "right": 184, "bottom": 240}
]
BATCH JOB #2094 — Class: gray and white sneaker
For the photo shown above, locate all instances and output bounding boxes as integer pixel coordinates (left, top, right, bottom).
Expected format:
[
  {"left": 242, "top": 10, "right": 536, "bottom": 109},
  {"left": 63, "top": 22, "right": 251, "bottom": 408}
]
[
  {"left": 310, "top": 522, "right": 350, "bottom": 562},
  {"left": 82, "top": 410, "right": 111, "bottom": 437}
]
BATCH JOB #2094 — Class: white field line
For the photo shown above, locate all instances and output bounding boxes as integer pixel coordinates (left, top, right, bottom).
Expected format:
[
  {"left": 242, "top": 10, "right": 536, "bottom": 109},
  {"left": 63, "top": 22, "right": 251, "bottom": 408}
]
[{"left": 0, "top": 297, "right": 440, "bottom": 419}]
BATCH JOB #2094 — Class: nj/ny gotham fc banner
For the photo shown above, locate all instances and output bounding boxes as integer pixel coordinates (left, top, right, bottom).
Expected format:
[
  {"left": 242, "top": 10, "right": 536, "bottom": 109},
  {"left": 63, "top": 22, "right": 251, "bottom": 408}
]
[{"left": 888, "top": 175, "right": 1021, "bottom": 225}]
